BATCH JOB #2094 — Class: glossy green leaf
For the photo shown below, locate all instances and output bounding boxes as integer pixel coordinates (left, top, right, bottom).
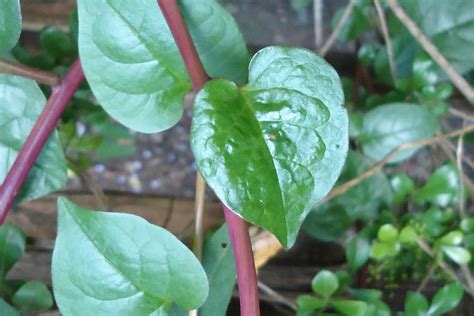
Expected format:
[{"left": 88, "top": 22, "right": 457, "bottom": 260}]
[
  {"left": 178, "top": 0, "right": 249, "bottom": 84},
  {"left": 199, "top": 224, "right": 236, "bottom": 316},
  {"left": 428, "top": 283, "right": 463, "bottom": 315},
  {"left": 78, "top": 0, "right": 249, "bottom": 133},
  {"left": 0, "top": 0, "right": 21, "bottom": 52},
  {"left": 0, "top": 298, "right": 20, "bottom": 316},
  {"left": 415, "top": 163, "right": 460, "bottom": 207},
  {"left": 405, "top": 292, "right": 429, "bottom": 316},
  {"left": 0, "top": 224, "right": 25, "bottom": 280},
  {"left": 442, "top": 246, "right": 471, "bottom": 265},
  {"left": 399, "top": 226, "right": 417, "bottom": 244},
  {"left": 346, "top": 235, "right": 370, "bottom": 273},
  {"left": 361, "top": 103, "right": 438, "bottom": 163},
  {"left": 378, "top": 224, "right": 398, "bottom": 243},
  {"left": 303, "top": 203, "right": 352, "bottom": 242},
  {"left": 191, "top": 46, "right": 348, "bottom": 247},
  {"left": 52, "top": 198, "right": 209, "bottom": 314},
  {"left": 390, "top": 173, "right": 415, "bottom": 204},
  {"left": 12, "top": 281, "right": 53, "bottom": 311},
  {"left": 311, "top": 270, "right": 339, "bottom": 299},
  {"left": 331, "top": 299, "right": 368, "bottom": 316},
  {"left": 0, "top": 74, "right": 67, "bottom": 203},
  {"left": 331, "top": 151, "right": 392, "bottom": 221},
  {"left": 399, "top": 0, "right": 474, "bottom": 74}
]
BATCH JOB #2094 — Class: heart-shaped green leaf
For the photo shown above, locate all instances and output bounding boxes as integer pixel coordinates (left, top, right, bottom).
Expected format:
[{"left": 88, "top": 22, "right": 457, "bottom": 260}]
[
  {"left": 360, "top": 103, "right": 438, "bottom": 163},
  {"left": 191, "top": 46, "right": 348, "bottom": 247},
  {"left": 52, "top": 198, "right": 209, "bottom": 314},
  {"left": 0, "top": 74, "right": 67, "bottom": 203},
  {"left": 11, "top": 281, "right": 53, "bottom": 311},
  {"left": 0, "top": 224, "right": 25, "bottom": 280},
  {"left": 78, "top": 0, "right": 249, "bottom": 133},
  {"left": 0, "top": 0, "right": 21, "bottom": 52}
]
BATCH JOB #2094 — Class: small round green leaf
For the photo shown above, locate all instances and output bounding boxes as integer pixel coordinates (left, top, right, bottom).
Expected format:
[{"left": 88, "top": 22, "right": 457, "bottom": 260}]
[
  {"left": 0, "top": 74, "right": 67, "bottom": 202},
  {"left": 40, "top": 26, "right": 75, "bottom": 59},
  {"left": 390, "top": 173, "right": 415, "bottom": 204},
  {"left": 297, "top": 295, "right": 325, "bottom": 312},
  {"left": 460, "top": 218, "right": 474, "bottom": 233},
  {"left": 439, "top": 230, "right": 464, "bottom": 246},
  {"left": 52, "top": 198, "right": 209, "bottom": 314},
  {"left": 428, "top": 282, "right": 464, "bottom": 315},
  {"left": 0, "top": 224, "right": 25, "bottom": 280},
  {"left": 370, "top": 242, "right": 400, "bottom": 260},
  {"left": 404, "top": 292, "right": 429, "bottom": 316},
  {"left": 378, "top": 224, "right": 398, "bottom": 243},
  {"left": 0, "top": 0, "right": 21, "bottom": 52},
  {"left": 399, "top": 226, "right": 417, "bottom": 244},
  {"left": 346, "top": 236, "right": 370, "bottom": 273},
  {"left": 12, "top": 281, "right": 53, "bottom": 311},
  {"left": 331, "top": 299, "right": 368, "bottom": 316},
  {"left": 442, "top": 246, "right": 471, "bottom": 265},
  {"left": 311, "top": 270, "right": 339, "bottom": 299},
  {"left": 191, "top": 46, "right": 348, "bottom": 247},
  {"left": 415, "top": 163, "right": 460, "bottom": 207},
  {"left": 361, "top": 103, "right": 438, "bottom": 163}
]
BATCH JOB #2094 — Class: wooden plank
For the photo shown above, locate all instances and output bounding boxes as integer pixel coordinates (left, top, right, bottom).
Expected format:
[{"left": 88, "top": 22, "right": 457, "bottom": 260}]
[{"left": 6, "top": 192, "right": 224, "bottom": 240}]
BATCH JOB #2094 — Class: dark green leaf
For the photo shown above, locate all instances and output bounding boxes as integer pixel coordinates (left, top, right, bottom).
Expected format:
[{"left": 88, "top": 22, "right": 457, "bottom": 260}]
[
  {"left": 331, "top": 151, "right": 392, "bottom": 221},
  {"left": 0, "top": 0, "right": 21, "bottom": 52},
  {"left": 331, "top": 299, "right": 368, "bottom": 316},
  {"left": 311, "top": 270, "right": 339, "bottom": 299},
  {"left": 428, "top": 283, "right": 463, "bottom": 315},
  {"left": 191, "top": 46, "right": 348, "bottom": 247},
  {"left": 12, "top": 281, "right": 53, "bottom": 311},
  {"left": 0, "top": 74, "right": 67, "bottom": 202},
  {"left": 40, "top": 26, "right": 74, "bottom": 59},
  {"left": 415, "top": 163, "right": 460, "bottom": 207},
  {"left": 442, "top": 246, "right": 471, "bottom": 265},
  {"left": 178, "top": 0, "right": 249, "bottom": 84},
  {"left": 303, "top": 203, "right": 352, "bottom": 242},
  {"left": 361, "top": 103, "right": 438, "bottom": 163},
  {"left": 199, "top": 224, "right": 236, "bottom": 316},
  {"left": 404, "top": 292, "right": 429, "bottom": 316},
  {"left": 346, "top": 236, "right": 370, "bottom": 273},
  {"left": 332, "top": 6, "right": 371, "bottom": 42},
  {"left": 390, "top": 173, "right": 415, "bottom": 204},
  {"left": 399, "top": 0, "right": 474, "bottom": 74},
  {"left": 0, "top": 298, "right": 20, "bottom": 316},
  {"left": 52, "top": 198, "right": 209, "bottom": 314},
  {"left": 0, "top": 224, "right": 25, "bottom": 280}
]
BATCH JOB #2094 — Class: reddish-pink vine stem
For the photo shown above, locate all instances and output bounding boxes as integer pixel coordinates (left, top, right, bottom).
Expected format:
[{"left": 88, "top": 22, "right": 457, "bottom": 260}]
[
  {"left": 157, "top": 1, "right": 260, "bottom": 314},
  {"left": 0, "top": 60, "right": 84, "bottom": 224}
]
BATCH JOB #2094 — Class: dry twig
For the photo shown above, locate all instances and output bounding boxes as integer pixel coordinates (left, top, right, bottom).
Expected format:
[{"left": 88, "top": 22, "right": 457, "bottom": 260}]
[
  {"left": 373, "top": 0, "right": 396, "bottom": 82},
  {"left": 319, "top": 0, "right": 354, "bottom": 56}
]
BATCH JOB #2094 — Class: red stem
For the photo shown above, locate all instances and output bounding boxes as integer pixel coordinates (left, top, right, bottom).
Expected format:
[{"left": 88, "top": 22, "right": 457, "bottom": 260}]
[
  {"left": 157, "top": 1, "right": 260, "bottom": 314},
  {"left": 223, "top": 206, "right": 261, "bottom": 315},
  {"left": 0, "top": 60, "right": 84, "bottom": 224}
]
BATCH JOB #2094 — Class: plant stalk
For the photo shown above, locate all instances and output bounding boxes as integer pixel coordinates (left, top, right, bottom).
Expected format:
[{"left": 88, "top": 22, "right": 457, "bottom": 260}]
[
  {"left": 0, "top": 60, "right": 84, "bottom": 224},
  {"left": 157, "top": 1, "right": 260, "bottom": 314},
  {"left": 0, "top": 58, "right": 61, "bottom": 86}
]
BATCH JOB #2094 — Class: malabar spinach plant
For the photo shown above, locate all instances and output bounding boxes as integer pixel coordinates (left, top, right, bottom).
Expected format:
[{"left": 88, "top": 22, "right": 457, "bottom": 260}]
[{"left": 0, "top": 0, "right": 348, "bottom": 314}]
